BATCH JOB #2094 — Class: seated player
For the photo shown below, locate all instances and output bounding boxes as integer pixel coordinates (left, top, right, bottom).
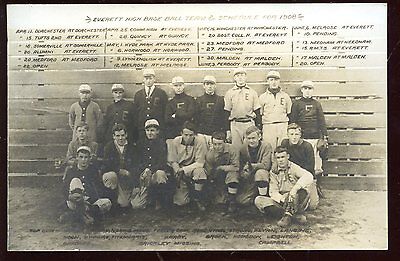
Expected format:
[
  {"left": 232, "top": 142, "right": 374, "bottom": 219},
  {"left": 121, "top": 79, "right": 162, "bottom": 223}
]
[
  {"left": 133, "top": 119, "right": 173, "bottom": 210},
  {"left": 167, "top": 121, "right": 207, "bottom": 211},
  {"left": 165, "top": 76, "right": 196, "bottom": 139},
  {"left": 255, "top": 146, "right": 314, "bottom": 227},
  {"left": 236, "top": 126, "right": 272, "bottom": 206},
  {"left": 60, "top": 146, "right": 112, "bottom": 227},
  {"left": 205, "top": 131, "right": 240, "bottom": 213},
  {"left": 102, "top": 124, "right": 137, "bottom": 211}
]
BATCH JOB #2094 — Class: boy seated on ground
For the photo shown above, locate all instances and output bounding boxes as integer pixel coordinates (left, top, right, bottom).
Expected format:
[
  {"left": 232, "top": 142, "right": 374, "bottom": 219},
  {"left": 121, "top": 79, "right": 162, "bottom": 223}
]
[
  {"left": 133, "top": 119, "right": 174, "bottom": 210},
  {"left": 59, "top": 146, "right": 112, "bottom": 227},
  {"left": 205, "top": 131, "right": 240, "bottom": 213},
  {"left": 101, "top": 124, "right": 137, "bottom": 212},
  {"left": 255, "top": 146, "right": 314, "bottom": 227},
  {"left": 236, "top": 126, "right": 272, "bottom": 208},
  {"left": 167, "top": 121, "right": 208, "bottom": 211}
]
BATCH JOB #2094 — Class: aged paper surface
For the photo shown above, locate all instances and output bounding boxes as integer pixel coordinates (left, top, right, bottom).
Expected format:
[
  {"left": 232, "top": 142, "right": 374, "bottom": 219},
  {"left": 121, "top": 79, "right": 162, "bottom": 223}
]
[{"left": 7, "top": 3, "right": 387, "bottom": 250}]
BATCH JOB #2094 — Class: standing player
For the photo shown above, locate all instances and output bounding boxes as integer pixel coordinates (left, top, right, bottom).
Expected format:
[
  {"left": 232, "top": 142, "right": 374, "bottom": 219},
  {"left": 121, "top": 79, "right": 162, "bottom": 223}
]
[
  {"left": 205, "top": 131, "right": 240, "bottom": 212},
  {"left": 102, "top": 124, "right": 137, "bottom": 211},
  {"left": 259, "top": 70, "right": 292, "bottom": 151},
  {"left": 69, "top": 84, "right": 103, "bottom": 142},
  {"left": 165, "top": 76, "right": 196, "bottom": 139},
  {"left": 224, "top": 67, "right": 261, "bottom": 150},
  {"left": 133, "top": 119, "right": 173, "bottom": 210},
  {"left": 168, "top": 121, "right": 208, "bottom": 211},
  {"left": 255, "top": 146, "right": 314, "bottom": 227},
  {"left": 134, "top": 69, "right": 168, "bottom": 140},
  {"left": 195, "top": 75, "right": 229, "bottom": 147},
  {"left": 236, "top": 126, "right": 272, "bottom": 206},
  {"left": 102, "top": 84, "right": 136, "bottom": 144},
  {"left": 60, "top": 146, "right": 112, "bottom": 227},
  {"left": 289, "top": 80, "right": 328, "bottom": 177}
]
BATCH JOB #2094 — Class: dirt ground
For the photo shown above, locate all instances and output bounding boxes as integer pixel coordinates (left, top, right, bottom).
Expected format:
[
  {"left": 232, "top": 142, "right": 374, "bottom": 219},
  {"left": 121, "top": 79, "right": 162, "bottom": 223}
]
[{"left": 8, "top": 182, "right": 387, "bottom": 251}]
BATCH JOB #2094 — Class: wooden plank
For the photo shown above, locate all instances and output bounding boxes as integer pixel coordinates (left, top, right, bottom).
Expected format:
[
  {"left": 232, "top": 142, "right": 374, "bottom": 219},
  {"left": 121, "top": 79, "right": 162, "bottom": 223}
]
[
  {"left": 324, "top": 161, "right": 386, "bottom": 175},
  {"left": 8, "top": 130, "right": 72, "bottom": 144},
  {"left": 8, "top": 82, "right": 385, "bottom": 99},
  {"left": 328, "top": 145, "right": 386, "bottom": 159},
  {"left": 8, "top": 97, "right": 386, "bottom": 115},
  {"left": 320, "top": 176, "right": 386, "bottom": 191},
  {"left": 8, "top": 67, "right": 386, "bottom": 84},
  {"left": 8, "top": 145, "right": 67, "bottom": 159},
  {"left": 8, "top": 160, "right": 57, "bottom": 174},
  {"left": 325, "top": 114, "right": 386, "bottom": 128},
  {"left": 327, "top": 129, "right": 386, "bottom": 144},
  {"left": 8, "top": 114, "right": 69, "bottom": 129}
]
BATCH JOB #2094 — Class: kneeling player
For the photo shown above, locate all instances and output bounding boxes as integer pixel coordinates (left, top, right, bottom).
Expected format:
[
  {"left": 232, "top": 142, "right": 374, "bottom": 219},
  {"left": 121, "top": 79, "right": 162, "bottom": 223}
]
[
  {"left": 255, "top": 146, "right": 314, "bottom": 227},
  {"left": 205, "top": 131, "right": 239, "bottom": 212},
  {"left": 60, "top": 146, "right": 112, "bottom": 227},
  {"left": 134, "top": 119, "right": 173, "bottom": 210},
  {"left": 236, "top": 126, "right": 272, "bottom": 206},
  {"left": 168, "top": 121, "right": 207, "bottom": 211}
]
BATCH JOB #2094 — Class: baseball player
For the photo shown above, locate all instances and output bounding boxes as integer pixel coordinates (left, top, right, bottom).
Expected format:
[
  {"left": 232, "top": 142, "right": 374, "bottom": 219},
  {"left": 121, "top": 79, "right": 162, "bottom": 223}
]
[
  {"left": 134, "top": 69, "right": 168, "bottom": 140},
  {"left": 195, "top": 75, "right": 229, "bottom": 148},
  {"left": 102, "top": 124, "right": 137, "bottom": 212},
  {"left": 224, "top": 67, "right": 261, "bottom": 150},
  {"left": 205, "top": 131, "right": 240, "bottom": 213},
  {"left": 69, "top": 84, "right": 103, "bottom": 142},
  {"left": 102, "top": 84, "right": 136, "bottom": 144},
  {"left": 133, "top": 119, "right": 173, "bottom": 210},
  {"left": 259, "top": 70, "right": 292, "bottom": 151},
  {"left": 236, "top": 126, "right": 272, "bottom": 206},
  {"left": 59, "top": 146, "right": 113, "bottom": 227},
  {"left": 165, "top": 76, "right": 196, "bottom": 139},
  {"left": 167, "top": 121, "right": 208, "bottom": 211},
  {"left": 255, "top": 146, "right": 314, "bottom": 227},
  {"left": 289, "top": 80, "right": 328, "bottom": 177}
]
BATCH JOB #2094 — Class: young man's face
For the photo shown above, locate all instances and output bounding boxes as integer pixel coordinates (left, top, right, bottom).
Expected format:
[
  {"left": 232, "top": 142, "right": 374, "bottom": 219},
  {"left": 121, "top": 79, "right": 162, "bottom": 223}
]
[
  {"left": 212, "top": 138, "right": 225, "bottom": 154},
  {"left": 181, "top": 128, "right": 195, "bottom": 144},
  {"left": 204, "top": 82, "right": 216, "bottom": 95},
  {"left": 287, "top": 128, "right": 301, "bottom": 145},
  {"left": 79, "top": 91, "right": 91, "bottom": 103},
  {"left": 77, "top": 151, "right": 90, "bottom": 169},
  {"left": 76, "top": 126, "right": 88, "bottom": 141},
  {"left": 143, "top": 75, "right": 155, "bottom": 88},
  {"left": 172, "top": 83, "right": 185, "bottom": 95},
  {"left": 275, "top": 151, "right": 290, "bottom": 169},
  {"left": 145, "top": 126, "right": 160, "bottom": 140},
  {"left": 234, "top": 73, "right": 247, "bottom": 87},
  {"left": 113, "top": 129, "right": 127, "bottom": 146},
  {"left": 267, "top": 77, "right": 280, "bottom": 89},
  {"left": 301, "top": 86, "right": 314, "bottom": 98},
  {"left": 246, "top": 131, "right": 261, "bottom": 148},
  {"left": 112, "top": 90, "right": 124, "bottom": 102}
]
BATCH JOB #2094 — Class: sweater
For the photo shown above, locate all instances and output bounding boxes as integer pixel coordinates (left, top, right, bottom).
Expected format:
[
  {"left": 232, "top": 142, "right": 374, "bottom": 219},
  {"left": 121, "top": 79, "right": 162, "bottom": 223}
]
[
  {"left": 69, "top": 100, "right": 103, "bottom": 142},
  {"left": 280, "top": 138, "right": 315, "bottom": 175},
  {"left": 239, "top": 141, "right": 272, "bottom": 172},
  {"left": 164, "top": 93, "right": 196, "bottom": 139},
  {"left": 195, "top": 93, "right": 229, "bottom": 135}
]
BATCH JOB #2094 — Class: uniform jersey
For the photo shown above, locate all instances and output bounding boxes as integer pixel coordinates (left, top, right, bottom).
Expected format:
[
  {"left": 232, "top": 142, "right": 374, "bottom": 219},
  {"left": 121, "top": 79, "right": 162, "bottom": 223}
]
[
  {"left": 195, "top": 93, "right": 228, "bottom": 135},
  {"left": 205, "top": 143, "right": 239, "bottom": 173},
  {"left": 259, "top": 88, "right": 292, "bottom": 124},
  {"left": 165, "top": 93, "right": 196, "bottom": 139},
  {"left": 289, "top": 97, "right": 328, "bottom": 139},
  {"left": 69, "top": 100, "right": 103, "bottom": 142},
  {"left": 224, "top": 85, "right": 261, "bottom": 120},
  {"left": 134, "top": 137, "right": 168, "bottom": 174},
  {"left": 280, "top": 138, "right": 315, "bottom": 175}
]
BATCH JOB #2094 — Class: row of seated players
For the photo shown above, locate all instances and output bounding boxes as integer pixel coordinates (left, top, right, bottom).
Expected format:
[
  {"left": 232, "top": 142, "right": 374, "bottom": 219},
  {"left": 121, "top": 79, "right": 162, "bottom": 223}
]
[{"left": 60, "top": 118, "right": 320, "bottom": 229}]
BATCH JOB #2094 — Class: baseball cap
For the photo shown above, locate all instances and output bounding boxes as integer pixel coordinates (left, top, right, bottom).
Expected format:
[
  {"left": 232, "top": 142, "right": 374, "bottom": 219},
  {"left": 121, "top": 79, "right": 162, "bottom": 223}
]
[
  {"left": 77, "top": 146, "right": 91, "bottom": 154},
  {"left": 143, "top": 69, "right": 155, "bottom": 77},
  {"left": 203, "top": 75, "right": 216, "bottom": 83},
  {"left": 301, "top": 80, "right": 314, "bottom": 89},
  {"left": 245, "top": 125, "right": 260, "bottom": 136},
  {"left": 171, "top": 76, "right": 185, "bottom": 85},
  {"left": 144, "top": 119, "right": 160, "bottom": 129},
  {"left": 233, "top": 67, "right": 246, "bottom": 76},
  {"left": 79, "top": 84, "right": 92, "bottom": 93},
  {"left": 266, "top": 70, "right": 281, "bottom": 79},
  {"left": 111, "top": 83, "right": 125, "bottom": 92}
]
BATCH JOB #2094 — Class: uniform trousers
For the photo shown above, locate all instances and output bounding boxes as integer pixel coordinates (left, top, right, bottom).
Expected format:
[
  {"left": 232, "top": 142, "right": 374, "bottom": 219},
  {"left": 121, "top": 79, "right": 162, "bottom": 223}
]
[
  {"left": 230, "top": 120, "right": 254, "bottom": 150},
  {"left": 173, "top": 167, "right": 207, "bottom": 206},
  {"left": 262, "top": 122, "right": 288, "bottom": 151},
  {"left": 236, "top": 169, "right": 270, "bottom": 205}
]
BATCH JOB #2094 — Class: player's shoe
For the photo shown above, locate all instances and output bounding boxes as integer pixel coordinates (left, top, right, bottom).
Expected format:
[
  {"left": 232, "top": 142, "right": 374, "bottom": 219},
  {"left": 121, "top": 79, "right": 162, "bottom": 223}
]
[
  {"left": 293, "top": 214, "right": 307, "bottom": 224},
  {"left": 227, "top": 201, "right": 237, "bottom": 213},
  {"left": 277, "top": 214, "right": 292, "bottom": 227},
  {"left": 195, "top": 200, "right": 206, "bottom": 212}
]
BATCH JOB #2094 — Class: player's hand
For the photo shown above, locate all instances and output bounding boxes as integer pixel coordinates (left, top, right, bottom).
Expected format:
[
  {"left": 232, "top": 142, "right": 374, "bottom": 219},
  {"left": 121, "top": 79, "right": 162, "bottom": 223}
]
[
  {"left": 69, "top": 192, "right": 83, "bottom": 203},
  {"left": 175, "top": 168, "right": 184, "bottom": 178},
  {"left": 119, "top": 169, "right": 130, "bottom": 176},
  {"left": 241, "top": 171, "right": 251, "bottom": 179},
  {"left": 226, "top": 131, "right": 232, "bottom": 143},
  {"left": 289, "top": 188, "right": 298, "bottom": 200},
  {"left": 216, "top": 166, "right": 226, "bottom": 172}
]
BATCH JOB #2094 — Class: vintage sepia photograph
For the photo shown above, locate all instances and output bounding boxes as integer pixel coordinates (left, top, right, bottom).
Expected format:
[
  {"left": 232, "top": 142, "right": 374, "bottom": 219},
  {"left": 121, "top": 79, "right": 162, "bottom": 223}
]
[{"left": 7, "top": 3, "right": 387, "bottom": 250}]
